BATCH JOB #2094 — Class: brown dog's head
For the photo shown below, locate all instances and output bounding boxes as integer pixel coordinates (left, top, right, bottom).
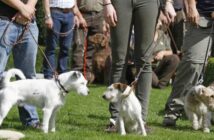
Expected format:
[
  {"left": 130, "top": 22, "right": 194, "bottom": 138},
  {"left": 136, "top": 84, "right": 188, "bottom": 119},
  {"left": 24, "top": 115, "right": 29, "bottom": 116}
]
[
  {"left": 194, "top": 85, "right": 214, "bottom": 111},
  {"left": 102, "top": 83, "right": 131, "bottom": 102},
  {"left": 88, "top": 33, "right": 109, "bottom": 47}
]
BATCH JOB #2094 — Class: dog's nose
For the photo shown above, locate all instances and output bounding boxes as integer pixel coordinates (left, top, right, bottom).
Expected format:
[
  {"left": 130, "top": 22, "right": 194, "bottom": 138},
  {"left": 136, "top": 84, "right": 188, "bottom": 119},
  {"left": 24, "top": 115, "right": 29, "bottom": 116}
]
[{"left": 102, "top": 95, "right": 106, "bottom": 99}]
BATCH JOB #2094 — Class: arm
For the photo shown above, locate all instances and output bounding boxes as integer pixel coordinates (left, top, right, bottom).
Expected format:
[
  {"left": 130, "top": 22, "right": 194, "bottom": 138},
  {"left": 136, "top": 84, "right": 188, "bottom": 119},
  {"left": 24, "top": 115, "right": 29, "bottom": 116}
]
[
  {"left": 154, "top": 50, "right": 173, "bottom": 61},
  {"left": 163, "top": 0, "right": 176, "bottom": 24},
  {"left": 103, "top": 0, "right": 117, "bottom": 27},
  {"left": 43, "top": 0, "right": 53, "bottom": 29},
  {"left": 186, "top": 0, "right": 199, "bottom": 25},
  {"left": 72, "top": 4, "right": 87, "bottom": 29},
  {"left": 2, "top": 0, "right": 36, "bottom": 20}
]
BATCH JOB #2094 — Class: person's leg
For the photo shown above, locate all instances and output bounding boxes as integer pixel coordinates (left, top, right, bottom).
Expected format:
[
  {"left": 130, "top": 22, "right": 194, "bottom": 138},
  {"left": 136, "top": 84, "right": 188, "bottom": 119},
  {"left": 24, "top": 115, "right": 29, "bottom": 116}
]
[
  {"left": 170, "top": 10, "right": 185, "bottom": 53},
  {"left": 163, "top": 20, "right": 213, "bottom": 126},
  {"left": 58, "top": 12, "right": 74, "bottom": 74},
  {"left": 154, "top": 54, "right": 180, "bottom": 89},
  {"left": 43, "top": 10, "right": 61, "bottom": 79},
  {"left": 107, "top": 0, "right": 133, "bottom": 129},
  {"left": 71, "top": 28, "right": 85, "bottom": 72},
  {"left": 12, "top": 22, "right": 39, "bottom": 126},
  {"left": 152, "top": 71, "right": 159, "bottom": 88},
  {"left": 0, "top": 19, "right": 14, "bottom": 79},
  {"left": 85, "top": 13, "right": 104, "bottom": 82},
  {"left": 134, "top": 0, "right": 159, "bottom": 121}
]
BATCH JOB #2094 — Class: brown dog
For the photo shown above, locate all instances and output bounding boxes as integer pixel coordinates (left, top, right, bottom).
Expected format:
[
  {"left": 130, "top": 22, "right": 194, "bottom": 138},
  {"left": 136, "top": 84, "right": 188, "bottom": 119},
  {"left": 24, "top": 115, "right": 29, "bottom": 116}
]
[{"left": 89, "top": 33, "right": 111, "bottom": 84}]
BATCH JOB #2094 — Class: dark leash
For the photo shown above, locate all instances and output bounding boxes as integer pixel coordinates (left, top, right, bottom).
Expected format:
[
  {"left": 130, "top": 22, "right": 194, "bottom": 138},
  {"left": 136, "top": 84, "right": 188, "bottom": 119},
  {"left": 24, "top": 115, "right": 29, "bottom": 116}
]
[
  {"left": 0, "top": 17, "right": 69, "bottom": 94},
  {"left": 197, "top": 20, "right": 214, "bottom": 85},
  {"left": 127, "top": 28, "right": 167, "bottom": 95},
  {"left": 28, "top": 26, "right": 69, "bottom": 94}
]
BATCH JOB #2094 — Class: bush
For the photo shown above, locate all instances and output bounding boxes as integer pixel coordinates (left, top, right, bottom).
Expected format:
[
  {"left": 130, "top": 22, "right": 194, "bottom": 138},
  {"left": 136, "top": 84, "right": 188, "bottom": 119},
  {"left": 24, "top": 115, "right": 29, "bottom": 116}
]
[
  {"left": 204, "top": 57, "right": 214, "bottom": 86},
  {"left": 36, "top": 1, "right": 46, "bottom": 45}
]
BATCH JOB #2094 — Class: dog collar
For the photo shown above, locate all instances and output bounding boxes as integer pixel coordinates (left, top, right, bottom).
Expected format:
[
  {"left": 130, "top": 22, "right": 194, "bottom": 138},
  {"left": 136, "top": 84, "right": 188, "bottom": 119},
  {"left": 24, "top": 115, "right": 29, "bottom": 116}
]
[
  {"left": 122, "top": 86, "right": 133, "bottom": 98},
  {"left": 55, "top": 78, "right": 69, "bottom": 94}
]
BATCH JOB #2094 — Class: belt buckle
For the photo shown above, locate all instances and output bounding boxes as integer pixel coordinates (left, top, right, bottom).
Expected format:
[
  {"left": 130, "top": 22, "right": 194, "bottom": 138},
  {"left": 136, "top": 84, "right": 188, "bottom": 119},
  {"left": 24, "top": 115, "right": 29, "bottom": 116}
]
[{"left": 62, "top": 8, "right": 70, "bottom": 13}]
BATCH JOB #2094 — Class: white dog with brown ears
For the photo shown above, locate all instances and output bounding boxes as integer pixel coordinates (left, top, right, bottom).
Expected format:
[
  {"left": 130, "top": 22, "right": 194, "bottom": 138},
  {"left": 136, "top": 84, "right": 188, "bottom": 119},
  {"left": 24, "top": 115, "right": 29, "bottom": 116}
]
[
  {"left": 184, "top": 84, "right": 214, "bottom": 133},
  {"left": 0, "top": 68, "right": 89, "bottom": 133},
  {"left": 102, "top": 83, "right": 147, "bottom": 136}
]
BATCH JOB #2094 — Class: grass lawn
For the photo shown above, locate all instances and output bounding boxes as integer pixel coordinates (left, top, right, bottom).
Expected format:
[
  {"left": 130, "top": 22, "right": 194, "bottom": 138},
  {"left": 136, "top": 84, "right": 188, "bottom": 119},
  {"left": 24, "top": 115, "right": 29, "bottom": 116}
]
[
  {"left": 3, "top": 48, "right": 214, "bottom": 139},
  {"left": 2, "top": 85, "right": 214, "bottom": 140}
]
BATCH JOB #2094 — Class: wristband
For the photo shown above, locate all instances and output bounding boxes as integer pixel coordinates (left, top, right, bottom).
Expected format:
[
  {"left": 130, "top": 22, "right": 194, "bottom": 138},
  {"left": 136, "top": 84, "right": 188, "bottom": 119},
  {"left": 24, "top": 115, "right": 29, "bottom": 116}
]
[{"left": 45, "top": 14, "right": 51, "bottom": 20}]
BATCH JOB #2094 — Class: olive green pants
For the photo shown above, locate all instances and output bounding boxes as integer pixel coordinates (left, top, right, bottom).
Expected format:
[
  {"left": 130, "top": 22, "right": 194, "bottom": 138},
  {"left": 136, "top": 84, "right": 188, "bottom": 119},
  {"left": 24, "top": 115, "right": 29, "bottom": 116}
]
[
  {"left": 164, "top": 17, "right": 214, "bottom": 120},
  {"left": 109, "top": 0, "right": 159, "bottom": 122}
]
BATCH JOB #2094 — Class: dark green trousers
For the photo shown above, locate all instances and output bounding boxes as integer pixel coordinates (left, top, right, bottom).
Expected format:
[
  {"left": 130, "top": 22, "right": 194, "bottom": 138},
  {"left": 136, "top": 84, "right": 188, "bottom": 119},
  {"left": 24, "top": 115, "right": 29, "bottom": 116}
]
[
  {"left": 164, "top": 17, "right": 214, "bottom": 120},
  {"left": 109, "top": 0, "right": 160, "bottom": 122}
]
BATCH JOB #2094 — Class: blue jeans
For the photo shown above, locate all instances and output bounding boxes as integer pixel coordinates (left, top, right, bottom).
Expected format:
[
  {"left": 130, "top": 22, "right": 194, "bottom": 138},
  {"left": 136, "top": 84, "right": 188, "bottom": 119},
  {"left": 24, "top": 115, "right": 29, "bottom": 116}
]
[
  {"left": 43, "top": 10, "right": 74, "bottom": 78},
  {"left": 0, "top": 18, "right": 39, "bottom": 126}
]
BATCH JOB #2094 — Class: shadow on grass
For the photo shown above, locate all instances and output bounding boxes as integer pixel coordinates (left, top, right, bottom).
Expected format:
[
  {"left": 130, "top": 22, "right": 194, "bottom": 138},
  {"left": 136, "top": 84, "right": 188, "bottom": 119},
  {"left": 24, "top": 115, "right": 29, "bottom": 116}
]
[
  {"left": 88, "top": 114, "right": 108, "bottom": 121},
  {"left": 88, "top": 84, "right": 106, "bottom": 89},
  {"left": 148, "top": 119, "right": 193, "bottom": 133}
]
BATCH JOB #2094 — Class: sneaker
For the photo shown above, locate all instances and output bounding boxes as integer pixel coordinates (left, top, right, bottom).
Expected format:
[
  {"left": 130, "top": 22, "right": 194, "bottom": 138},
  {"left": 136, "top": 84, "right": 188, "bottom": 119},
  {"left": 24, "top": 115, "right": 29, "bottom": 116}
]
[{"left": 162, "top": 117, "right": 176, "bottom": 127}]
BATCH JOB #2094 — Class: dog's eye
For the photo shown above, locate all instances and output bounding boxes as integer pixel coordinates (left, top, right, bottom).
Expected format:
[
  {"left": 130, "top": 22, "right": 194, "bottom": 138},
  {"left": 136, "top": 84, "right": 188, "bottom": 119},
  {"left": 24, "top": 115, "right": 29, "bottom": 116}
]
[{"left": 211, "top": 95, "right": 214, "bottom": 98}]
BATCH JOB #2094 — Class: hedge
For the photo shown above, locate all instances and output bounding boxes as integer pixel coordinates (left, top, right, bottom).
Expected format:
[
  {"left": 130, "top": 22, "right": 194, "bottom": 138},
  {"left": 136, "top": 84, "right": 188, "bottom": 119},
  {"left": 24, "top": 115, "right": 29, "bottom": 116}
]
[
  {"left": 204, "top": 57, "right": 214, "bottom": 86},
  {"left": 36, "top": 1, "right": 46, "bottom": 45}
]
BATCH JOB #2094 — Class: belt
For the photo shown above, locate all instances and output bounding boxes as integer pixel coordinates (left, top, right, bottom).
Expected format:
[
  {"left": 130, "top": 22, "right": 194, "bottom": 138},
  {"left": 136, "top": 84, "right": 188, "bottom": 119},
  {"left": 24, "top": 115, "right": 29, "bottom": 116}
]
[
  {"left": 0, "top": 16, "right": 10, "bottom": 21},
  {"left": 0, "top": 16, "right": 35, "bottom": 24},
  {"left": 51, "top": 7, "right": 72, "bottom": 13},
  {"left": 175, "top": 8, "right": 182, "bottom": 12}
]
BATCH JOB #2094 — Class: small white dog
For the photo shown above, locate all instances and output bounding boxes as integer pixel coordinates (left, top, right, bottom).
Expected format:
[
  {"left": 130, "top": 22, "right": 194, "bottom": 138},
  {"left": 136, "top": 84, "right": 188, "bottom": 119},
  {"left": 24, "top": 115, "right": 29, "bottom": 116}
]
[
  {"left": 0, "top": 68, "right": 89, "bottom": 133},
  {"left": 102, "top": 83, "right": 147, "bottom": 136},
  {"left": 184, "top": 84, "right": 214, "bottom": 133}
]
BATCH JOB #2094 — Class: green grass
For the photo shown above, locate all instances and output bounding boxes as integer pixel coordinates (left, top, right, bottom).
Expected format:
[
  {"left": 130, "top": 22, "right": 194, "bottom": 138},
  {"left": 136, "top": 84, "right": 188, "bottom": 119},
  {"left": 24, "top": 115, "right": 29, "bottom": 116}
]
[
  {"left": 4, "top": 48, "right": 214, "bottom": 139},
  {"left": 2, "top": 85, "right": 214, "bottom": 140}
]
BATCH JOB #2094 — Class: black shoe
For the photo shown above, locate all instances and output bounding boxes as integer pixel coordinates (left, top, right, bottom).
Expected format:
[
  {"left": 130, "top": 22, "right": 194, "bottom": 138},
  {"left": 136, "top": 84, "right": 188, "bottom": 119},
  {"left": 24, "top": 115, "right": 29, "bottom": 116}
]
[
  {"left": 162, "top": 117, "right": 176, "bottom": 127},
  {"left": 25, "top": 122, "right": 42, "bottom": 130},
  {"left": 105, "top": 122, "right": 117, "bottom": 133}
]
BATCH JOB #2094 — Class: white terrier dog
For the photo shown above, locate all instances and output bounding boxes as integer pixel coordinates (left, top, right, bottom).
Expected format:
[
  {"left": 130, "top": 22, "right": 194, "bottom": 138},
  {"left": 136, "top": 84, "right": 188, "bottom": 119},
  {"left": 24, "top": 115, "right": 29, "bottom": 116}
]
[
  {"left": 184, "top": 84, "right": 214, "bottom": 133},
  {"left": 0, "top": 68, "right": 89, "bottom": 133},
  {"left": 102, "top": 83, "right": 147, "bottom": 136}
]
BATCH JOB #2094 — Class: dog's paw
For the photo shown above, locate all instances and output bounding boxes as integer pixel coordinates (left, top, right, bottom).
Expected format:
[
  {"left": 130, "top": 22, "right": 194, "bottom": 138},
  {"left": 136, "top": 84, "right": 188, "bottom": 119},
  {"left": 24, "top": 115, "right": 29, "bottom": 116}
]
[
  {"left": 50, "top": 128, "right": 56, "bottom": 133},
  {"left": 192, "top": 123, "right": 199, "bottom": 130},
  {"left": 120, "top": 132, "right": 126, "bottom": 136},
  {"left": 203, "top": 128, "right": 210, "bottom": 133},
  {"left": 42, "top": 127, "right": 49, "bottom": 133}
]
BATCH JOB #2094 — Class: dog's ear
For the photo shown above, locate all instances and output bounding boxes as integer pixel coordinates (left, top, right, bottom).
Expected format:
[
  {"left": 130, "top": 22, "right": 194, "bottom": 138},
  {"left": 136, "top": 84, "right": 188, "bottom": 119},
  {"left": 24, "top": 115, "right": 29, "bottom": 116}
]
[
  {"left": 72, "top": 71, "right": 82, "bottom": 79},
  {"left": 114, "top": 83, "right": 127, "bottom": 93}
]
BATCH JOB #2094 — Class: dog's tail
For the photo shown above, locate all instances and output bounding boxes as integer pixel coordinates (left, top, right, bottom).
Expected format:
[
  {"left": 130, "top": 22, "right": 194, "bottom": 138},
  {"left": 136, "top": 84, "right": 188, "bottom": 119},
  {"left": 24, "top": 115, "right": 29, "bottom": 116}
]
[{"left": 2, "top": 68, "right": 26, "bottom": 87}]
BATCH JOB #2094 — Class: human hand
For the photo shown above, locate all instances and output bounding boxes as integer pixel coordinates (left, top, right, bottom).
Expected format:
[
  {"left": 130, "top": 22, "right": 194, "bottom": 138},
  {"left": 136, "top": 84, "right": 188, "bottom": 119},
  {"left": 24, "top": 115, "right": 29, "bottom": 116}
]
[
  {"left": 154, "top": 51, "right": 165, "bottom": 61},
  {"left": 159, "top": 11, "right": 169, "bottom": 25},
  {"left": 186, "top": 5, "right": 199, "bottom": 26},
  {"left": 103, "top": 4, "right": 117, "bottom": 27},
  {"left": 79, "top": 17, "right": 87, "bottom": 29},
  {"left": 19, "top": 4, "right": 36, "bottom": 21},
  {"left": 74, "top": 16, "right": 80, "bottom": 28},
  {"left": 45, "top": 18, "right": 53, "bottom": 29},
  {"left": 164, "top": 1, "right": 176, "bottom": 23},
  {"left": 14, "top": 12, "right": 29, "bottom": 25},
  {"left": 211, "top": 12, "right": 214, "bottom": 19}
]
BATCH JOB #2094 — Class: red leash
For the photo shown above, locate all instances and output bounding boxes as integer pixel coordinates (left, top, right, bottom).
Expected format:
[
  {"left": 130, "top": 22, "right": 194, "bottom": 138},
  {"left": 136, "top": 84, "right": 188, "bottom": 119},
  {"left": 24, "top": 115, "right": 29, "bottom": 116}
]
[{"left": 83, "top": 30, "right": 88, "bottom": 79}]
